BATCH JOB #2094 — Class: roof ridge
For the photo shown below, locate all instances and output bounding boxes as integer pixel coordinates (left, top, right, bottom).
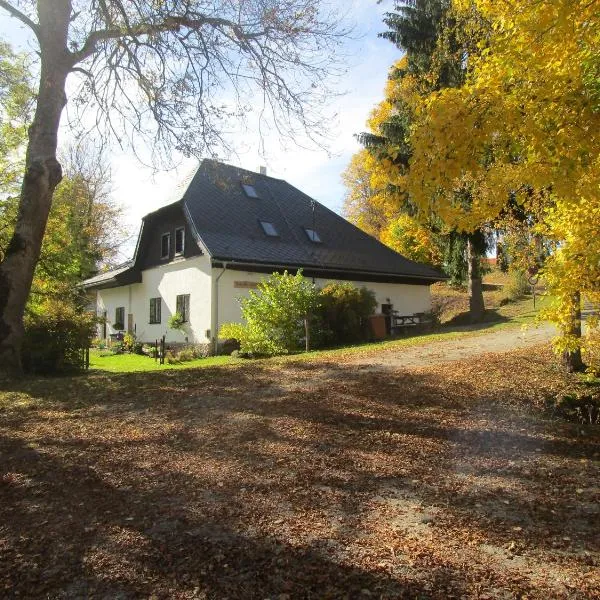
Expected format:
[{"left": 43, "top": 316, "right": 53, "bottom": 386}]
[{"left": 200, "top": 158, "right": 285, "bottom": 181}]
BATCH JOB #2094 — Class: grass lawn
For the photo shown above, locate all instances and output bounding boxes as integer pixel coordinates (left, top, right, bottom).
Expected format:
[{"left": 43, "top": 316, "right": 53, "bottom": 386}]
[
  {"left": 89, "top": 292, "right": 551, "bottom": 373},
  {"left": 431, "top": 269, "right": 548, "bottom": 325},
  {"left": 89, "top": 350, "right": 238, "bottom": 373},
  {"left": 1, "top": 343, "right": 598, "bottom": 599}
]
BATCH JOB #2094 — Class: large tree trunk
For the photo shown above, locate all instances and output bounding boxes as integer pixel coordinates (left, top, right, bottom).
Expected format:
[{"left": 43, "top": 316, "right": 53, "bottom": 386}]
[
  {"left": 562, "top": 291, "right": 585, "bottom": 373},
  {"left": 467, "top": 237, "right": 485, "bottom": 323},
  {"left": 0, "top": 1, "right": 72, "bottom": 377}
]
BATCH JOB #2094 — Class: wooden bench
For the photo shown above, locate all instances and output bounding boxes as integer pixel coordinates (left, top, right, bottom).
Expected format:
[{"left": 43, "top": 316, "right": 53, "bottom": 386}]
[
  {"left": 393, "top": 314, "right": 422, "bottom": 327},
  {"left": 391, "top": 312, "right": 431, "bottom": 334}
]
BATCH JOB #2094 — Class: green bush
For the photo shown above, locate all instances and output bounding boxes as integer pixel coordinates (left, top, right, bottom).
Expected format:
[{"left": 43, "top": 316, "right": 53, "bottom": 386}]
[
  {"left": 177, "top": 349, "right": 195, "bottom": 362},
  {"left": 165, "top": 350, "right": 179, "bottom": 364},
  {"left": 219, "top": 271, "right": 319, "bottom": 356},
  {"left": 317, "top": 282, "right": 377, "bottom": 345},
  {"left": 168, "top": 312, "right": 185, "bottom": 331},
  {"left": 122, "top": 332, "right": 135, "bottom": 352},
  {"left": 91, "top": 337, "right": 106, "bottom": 349},
  {"left": 505, "top": 269, "right": 531, "bottom": 302},
  {"left": 22, "top": 301, "right": 97, "bottom": 374}
]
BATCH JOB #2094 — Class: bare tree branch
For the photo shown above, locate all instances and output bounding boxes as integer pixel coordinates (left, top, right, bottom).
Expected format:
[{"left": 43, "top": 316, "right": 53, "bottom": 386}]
[{"left": 70, "top": 14, "right": 244, "bottom": 64}]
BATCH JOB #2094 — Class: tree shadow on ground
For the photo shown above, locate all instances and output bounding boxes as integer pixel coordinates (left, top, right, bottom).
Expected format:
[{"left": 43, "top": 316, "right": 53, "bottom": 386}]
[
  {"left": 1, "top": 433, "right": 473, "bottom": 599},
  {"left": 1, "top": 351, "right": 599, "bottom": 598}
]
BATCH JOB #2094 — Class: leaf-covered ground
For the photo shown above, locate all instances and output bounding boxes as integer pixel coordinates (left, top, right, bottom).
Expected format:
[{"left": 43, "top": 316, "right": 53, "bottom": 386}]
[{"left": 1, "top": 345, "right": 598, "bottom": 599}]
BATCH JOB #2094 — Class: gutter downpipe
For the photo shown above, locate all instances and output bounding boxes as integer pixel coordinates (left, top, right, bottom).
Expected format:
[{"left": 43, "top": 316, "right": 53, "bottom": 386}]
[{"left": 213, "top": 262, "right": 228, "bottom": 355}]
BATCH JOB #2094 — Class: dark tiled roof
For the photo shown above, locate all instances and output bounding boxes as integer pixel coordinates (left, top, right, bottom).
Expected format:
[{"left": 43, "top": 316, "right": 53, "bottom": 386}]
[
  {"left": 81, "top": 261, "right": 134, "bottom": 288},
  {"left": 182, "top": 160, "right": 444, "bottom": 281}
]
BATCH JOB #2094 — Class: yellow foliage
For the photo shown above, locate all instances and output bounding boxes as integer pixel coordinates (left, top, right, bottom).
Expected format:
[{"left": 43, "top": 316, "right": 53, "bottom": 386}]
[
  {"left": 380, "top": 214, "right": 442, "bottom": 266},
  {"left": 341, "top": 149, "right": 389, "bottom": 237},
  {"left": 403, "top": 0, "right": 600, "bottom": 353}
]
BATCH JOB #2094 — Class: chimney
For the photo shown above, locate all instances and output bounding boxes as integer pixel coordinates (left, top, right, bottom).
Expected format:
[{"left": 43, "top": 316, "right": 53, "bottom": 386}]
[{"left": 259, "top": 166, "right": 267, "bottom": 175}]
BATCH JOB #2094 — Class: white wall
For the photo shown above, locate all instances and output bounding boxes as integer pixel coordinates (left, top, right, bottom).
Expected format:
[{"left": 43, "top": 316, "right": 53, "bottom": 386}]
[
  {"left": 96, "top": 262, "right": 432, "bottom": 345},
  {"left": 213, "top": 268, "right": 432, "bottom": 334},
  {"left": 95, "top": 255, "right": 213, "bottom": 344}
]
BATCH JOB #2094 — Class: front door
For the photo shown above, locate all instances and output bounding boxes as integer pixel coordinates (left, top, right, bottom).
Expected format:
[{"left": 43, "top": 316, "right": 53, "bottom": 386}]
[{"left": 127, "top": 313, "right": 134, "bottom": 334}]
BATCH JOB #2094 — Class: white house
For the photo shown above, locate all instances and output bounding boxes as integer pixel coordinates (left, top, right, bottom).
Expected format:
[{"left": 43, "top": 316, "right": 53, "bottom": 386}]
[{"left": 83, "top": 160, "right": 445, "bottom": 350}]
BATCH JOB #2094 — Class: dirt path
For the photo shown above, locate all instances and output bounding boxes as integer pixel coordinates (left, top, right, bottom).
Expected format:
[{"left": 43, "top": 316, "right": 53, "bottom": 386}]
[{"left": 348, "top": 322, "right": 557, "bottom": 370}]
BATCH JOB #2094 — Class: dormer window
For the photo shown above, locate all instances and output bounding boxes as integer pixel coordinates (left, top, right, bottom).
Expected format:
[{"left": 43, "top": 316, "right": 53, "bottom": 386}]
[
  {"left": 161, "top": 232, "right": 171, "bottom": 258},
  {"left": 242, "top": 183, "right": 259, "bottom": 198},
  {"left": 260, "top": 221, "right": 279, "bottom": 237},
  {"left": 304, "top": 228, "right": 321, "bottom": 243},
  {"left": 175, "top": 227, "right": 185, "bottom": 255}
]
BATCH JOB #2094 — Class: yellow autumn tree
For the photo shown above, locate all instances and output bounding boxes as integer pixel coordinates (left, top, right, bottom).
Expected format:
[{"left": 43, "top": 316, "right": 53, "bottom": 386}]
[
  {"left": 380, "top": 214, "right": 442, "bottom": 266},
  {"left": 341, "top": 149, "right": 389, "bottom": 238},
  {"left": 406, "top": 0, "right": 600, "bottom": 369}
]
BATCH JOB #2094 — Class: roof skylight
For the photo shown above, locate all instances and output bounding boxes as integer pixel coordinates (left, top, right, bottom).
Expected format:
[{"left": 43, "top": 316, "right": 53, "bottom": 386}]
[
  {"left": 260, "top": 221, "right": 279, "bottom": 237},
  {"left": 304, "top": 228, "right": 321, "bottom": 243},
  {"left": 242, "top": 183, "right": 259, "bottom": 198}
]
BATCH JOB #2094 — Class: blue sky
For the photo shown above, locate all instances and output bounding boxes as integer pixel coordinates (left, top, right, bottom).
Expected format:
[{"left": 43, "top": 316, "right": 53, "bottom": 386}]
[{"left": 0, "top": 1, "right": 402, "bottom": 261}]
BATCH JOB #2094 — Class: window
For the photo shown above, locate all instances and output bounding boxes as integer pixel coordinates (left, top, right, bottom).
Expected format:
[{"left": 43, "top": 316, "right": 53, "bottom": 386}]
[
  {"left": 161, "top": 232, "right": 170, "bottom": 258},
  {"left": 242, "top": 183, "right": 259, "bottom": 198},
  {"left": 304, "top": 228, "right": 321, "bottom": 243},
  {"left": 175, "top": 227, "right": 185, "bottom": 255},
  {"left": 114, "top": 306, "right": 125, "bottom": 330},
  {"left": 260, "top": 221, "right": 279, "bottom": 237},
  {"left": 149, "top": 297, "right": 161, "bottom": 324},
  {"left": 176, "top": 294, "right": 190, "bottom": 322}
]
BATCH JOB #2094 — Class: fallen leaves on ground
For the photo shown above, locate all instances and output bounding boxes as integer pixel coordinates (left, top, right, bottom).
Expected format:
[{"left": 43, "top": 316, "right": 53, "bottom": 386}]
[{"left": 0, "top": 344, "right": 598, "bottom": 599}]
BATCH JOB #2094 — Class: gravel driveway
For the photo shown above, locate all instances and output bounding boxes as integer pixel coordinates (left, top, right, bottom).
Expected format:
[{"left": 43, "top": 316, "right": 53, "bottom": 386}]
[{"left": 348, "top": 322, "right": 557, "bottom": 370}]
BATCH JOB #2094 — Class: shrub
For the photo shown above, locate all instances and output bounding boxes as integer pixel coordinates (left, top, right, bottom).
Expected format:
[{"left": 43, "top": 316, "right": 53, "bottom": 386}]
[
  {"left": 546, "top": 392, "right": 600, "bottom": 425},
  {"left": 220, "top": 337, "right": 241, "bottom": 356},
  {"left": 505, "top": 269, "right": 531, "bottom": 302},
  {"left": 191, "top": 344, "right": 210, "bottom": 359},
  {"left": 22, "top": 301, "right": 97, "bottom": 374},
  {"left": 582, "top": 328, "right": 600, "bottom": 377},
  {"left": 177, "top": 349, "right": 195, "bottom": 362},
  {"left": 219, "top": 271, "right": 319, "bottom": 356},
  {"left": 111, "top": 341, "right": 124, "bottom": 354},
  {"left": 165, "top": 350, "right": 179, "bottom": 364},
  {"left": 220, "top": 321, "right": 284, "bottom": 357},
  {"left": 317, "top": 282, "right": 377, "bottom": 346},
  {"left": 168, "top": 312, "right": 185, "bottom": 331},
  {"left": 122, "top": 332, "right": 135, "bottom": 352},
  {"left": 144, "top": 344, "right": 159, "bottom": 358},
  {"left": 91, "top": 337, "right": 106, "bottom": 349}
]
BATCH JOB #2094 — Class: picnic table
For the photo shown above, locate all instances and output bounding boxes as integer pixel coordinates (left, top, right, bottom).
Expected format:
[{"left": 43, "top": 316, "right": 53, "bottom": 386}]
[{"left": 391, "top": 312, "right": 430, "bottom": 333}]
